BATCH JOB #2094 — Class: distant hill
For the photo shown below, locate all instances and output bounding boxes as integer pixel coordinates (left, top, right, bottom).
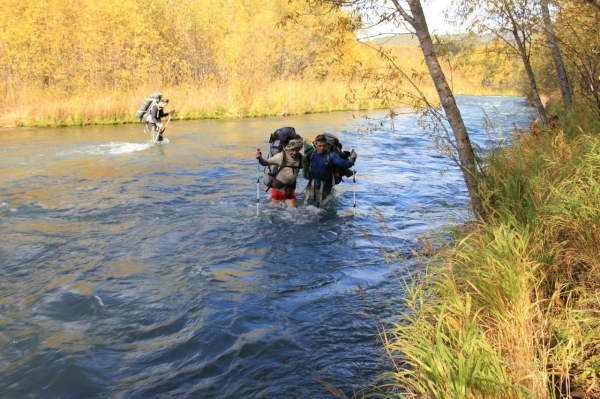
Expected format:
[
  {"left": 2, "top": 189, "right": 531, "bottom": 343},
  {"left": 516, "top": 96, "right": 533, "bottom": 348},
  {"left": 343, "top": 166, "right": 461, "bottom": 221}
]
[
  {"left": 369, "top": 33, "right": 421, "bottom": 47},
  {"left": 369, "top": 33, "right": 496, "bottom": 50}
]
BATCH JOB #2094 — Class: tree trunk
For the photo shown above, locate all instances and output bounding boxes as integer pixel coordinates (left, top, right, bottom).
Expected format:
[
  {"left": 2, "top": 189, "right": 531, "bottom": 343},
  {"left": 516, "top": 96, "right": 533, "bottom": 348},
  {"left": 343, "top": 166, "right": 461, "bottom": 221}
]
[
  {"left": 393, "top": 0, "right": 484, "bottom": 218},
  {"left": 512, "top": 25, "right": 549, "bottom": 125},
  {"left": 541, "top": 0, "right": 572, "bottom": 110}
]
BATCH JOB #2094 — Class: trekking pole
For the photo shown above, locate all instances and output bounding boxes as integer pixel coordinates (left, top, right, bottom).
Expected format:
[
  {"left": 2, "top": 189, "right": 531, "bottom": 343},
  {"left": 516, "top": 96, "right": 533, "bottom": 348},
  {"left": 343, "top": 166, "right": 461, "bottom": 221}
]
[
  {"left": 163, "top": 108, "right": 175, "bottom": 131},
  {"left": 256, "top": 149, "right": 261, "bottom": 216},
  {"left": 154, "top": 111, "right": 174, "bottom": 144},
  {"left": 352, "top": 149, "right": 356, "bottom": 216}
]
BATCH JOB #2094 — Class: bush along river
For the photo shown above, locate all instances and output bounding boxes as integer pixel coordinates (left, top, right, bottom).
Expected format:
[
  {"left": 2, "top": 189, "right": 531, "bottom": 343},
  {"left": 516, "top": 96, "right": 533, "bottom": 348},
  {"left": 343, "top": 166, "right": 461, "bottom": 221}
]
[{"left": 0, "top": 96, "right": 535, "bottom": 398}]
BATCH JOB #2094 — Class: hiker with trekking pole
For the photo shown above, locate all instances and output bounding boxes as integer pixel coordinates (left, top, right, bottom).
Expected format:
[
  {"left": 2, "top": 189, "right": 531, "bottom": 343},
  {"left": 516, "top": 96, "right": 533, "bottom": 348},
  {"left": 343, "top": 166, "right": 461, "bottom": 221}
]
[
  {"left": 135, "top": 92, "right": 175, "bottom": 143},
  {"left": 145, "top": 97, "right": 174, "bottom": 143},
  {"left": 254, "top": 128, "right": 358, "bottom": 212},
  {"left": 303, "top": 134, "right": 357, "bottom": 208},
  {"left": 255, "top": 138, "right": 304, "bottom": 208}
]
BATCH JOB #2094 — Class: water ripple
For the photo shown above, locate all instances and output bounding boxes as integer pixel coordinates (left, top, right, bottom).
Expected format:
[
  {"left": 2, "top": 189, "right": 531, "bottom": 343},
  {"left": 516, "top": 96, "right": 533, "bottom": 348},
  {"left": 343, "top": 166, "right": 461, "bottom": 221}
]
[{"left": 0, "top": 96, "right": 535, "bottom": 398}]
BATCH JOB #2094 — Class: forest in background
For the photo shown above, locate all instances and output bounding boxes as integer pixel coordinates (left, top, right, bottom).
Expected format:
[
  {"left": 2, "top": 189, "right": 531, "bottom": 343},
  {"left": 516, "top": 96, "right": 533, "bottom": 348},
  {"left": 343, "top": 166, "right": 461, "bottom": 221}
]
[
  {"left": 0, "top": 0, "right": 364, "bottom": 126},
  {"left": 0, "top": 0, "right": 529, "bottom": 128}
]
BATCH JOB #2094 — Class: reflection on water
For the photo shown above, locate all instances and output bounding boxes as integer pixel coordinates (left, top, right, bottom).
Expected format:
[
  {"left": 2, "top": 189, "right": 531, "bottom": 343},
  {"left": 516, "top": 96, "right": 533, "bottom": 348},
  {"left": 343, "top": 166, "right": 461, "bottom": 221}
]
[{"left": 0, "top": 96, "right": 535, "bottom": 398}]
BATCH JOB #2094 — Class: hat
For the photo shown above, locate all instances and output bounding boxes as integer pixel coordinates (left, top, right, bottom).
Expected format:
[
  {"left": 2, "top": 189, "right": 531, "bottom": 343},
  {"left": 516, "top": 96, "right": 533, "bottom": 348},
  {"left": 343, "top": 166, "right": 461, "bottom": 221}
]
[
  {"left": 160, "top": 98, "right": 169, "bottom": 103},
  {"left": 285, "top": 139, "right": 303, "bottom": 151}
]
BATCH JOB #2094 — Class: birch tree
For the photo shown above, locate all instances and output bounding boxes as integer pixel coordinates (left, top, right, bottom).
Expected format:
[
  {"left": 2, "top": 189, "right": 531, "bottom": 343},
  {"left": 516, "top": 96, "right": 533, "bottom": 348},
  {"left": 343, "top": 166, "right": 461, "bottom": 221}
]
[
  {"left": 454, "top": 0, "right": 549, "bottom": 125},
  {"left": 393, "top": 0, "right": 484, "bottom": 217},
  {"left": 308, "top": 0, "right": 485, "bottom": 217},
  {"left": 540, "top": 0, "right": 572, "bottom": 110},
  {"left": 553, "top": 0, "right": 600, "bottom": 118}
]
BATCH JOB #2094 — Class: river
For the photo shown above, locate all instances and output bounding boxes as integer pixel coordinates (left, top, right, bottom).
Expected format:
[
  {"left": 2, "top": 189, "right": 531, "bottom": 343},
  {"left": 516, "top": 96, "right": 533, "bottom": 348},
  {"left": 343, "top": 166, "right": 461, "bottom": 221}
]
[{"left": 0, "top": 96, "right": 534, "bottom": 398}]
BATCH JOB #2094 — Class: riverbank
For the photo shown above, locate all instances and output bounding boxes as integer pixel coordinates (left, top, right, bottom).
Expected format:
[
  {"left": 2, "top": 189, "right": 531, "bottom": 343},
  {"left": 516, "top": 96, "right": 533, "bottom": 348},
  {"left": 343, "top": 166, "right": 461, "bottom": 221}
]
[
  {"left": 377, "top": 105, "right": 600, "bottom": 397},
  {"left": 0, "top": 81, "right": 384, "bottom": 128},
  {"left": 1, "top": 80, "right": 517, "bottom": 129}
]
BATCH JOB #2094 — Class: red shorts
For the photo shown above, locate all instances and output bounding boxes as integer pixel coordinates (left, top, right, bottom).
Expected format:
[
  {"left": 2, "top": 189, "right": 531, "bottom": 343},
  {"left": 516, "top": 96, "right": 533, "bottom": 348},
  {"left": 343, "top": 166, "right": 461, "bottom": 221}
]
[{"left": 271, "top": 188, "right": 296, "bottom": 201}]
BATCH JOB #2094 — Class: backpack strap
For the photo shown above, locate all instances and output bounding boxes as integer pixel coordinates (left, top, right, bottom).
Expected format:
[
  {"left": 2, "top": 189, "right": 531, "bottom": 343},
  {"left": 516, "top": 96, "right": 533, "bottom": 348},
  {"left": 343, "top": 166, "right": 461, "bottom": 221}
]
[
  {"left": 278, "top": 150, "right": 303, "bottom": 171},
  {"left": 324, "top": 151, "right": 335, "bottom": 186},
  {"left": 144, "top": 99, "right": 159, "bottom": 122}
]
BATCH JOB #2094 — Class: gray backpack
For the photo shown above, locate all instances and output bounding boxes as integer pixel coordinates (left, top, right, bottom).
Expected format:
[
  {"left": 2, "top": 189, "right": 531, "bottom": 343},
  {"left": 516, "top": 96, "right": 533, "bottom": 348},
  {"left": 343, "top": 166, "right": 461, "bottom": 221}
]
[
  {"left": 135, "top": 92, "right": 162, "bottom": 122},
  {"left": 263, "top": 127, "right": 302, "bottom": 190}
]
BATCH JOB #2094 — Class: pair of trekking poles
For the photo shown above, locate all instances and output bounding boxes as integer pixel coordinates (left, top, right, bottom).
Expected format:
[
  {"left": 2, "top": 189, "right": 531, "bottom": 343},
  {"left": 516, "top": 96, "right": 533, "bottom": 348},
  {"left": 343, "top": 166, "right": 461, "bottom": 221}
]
[{"left": 255, "top": 152, "right": 357, "bottom": 216}]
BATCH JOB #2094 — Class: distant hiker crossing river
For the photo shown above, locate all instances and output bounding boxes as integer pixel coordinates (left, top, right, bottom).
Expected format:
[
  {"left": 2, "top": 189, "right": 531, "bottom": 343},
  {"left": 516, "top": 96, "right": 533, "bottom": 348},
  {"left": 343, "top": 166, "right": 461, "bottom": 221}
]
[{"left": 135, "top": 92, "right": 176, "bottom": 144}]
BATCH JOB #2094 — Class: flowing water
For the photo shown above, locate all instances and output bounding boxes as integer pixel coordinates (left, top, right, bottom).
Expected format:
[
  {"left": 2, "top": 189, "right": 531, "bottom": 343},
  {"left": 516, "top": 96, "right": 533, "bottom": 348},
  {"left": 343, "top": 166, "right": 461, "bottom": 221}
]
[{"left": 0, "top": 96, "right": 534, "bottom": 398}]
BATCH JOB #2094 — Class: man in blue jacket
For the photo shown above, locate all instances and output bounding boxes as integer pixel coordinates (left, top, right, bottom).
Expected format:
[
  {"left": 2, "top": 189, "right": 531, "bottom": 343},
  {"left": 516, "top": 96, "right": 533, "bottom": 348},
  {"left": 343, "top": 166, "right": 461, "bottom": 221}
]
[{"left": 304, "top": 134, "right": 357, "bottom": 207}]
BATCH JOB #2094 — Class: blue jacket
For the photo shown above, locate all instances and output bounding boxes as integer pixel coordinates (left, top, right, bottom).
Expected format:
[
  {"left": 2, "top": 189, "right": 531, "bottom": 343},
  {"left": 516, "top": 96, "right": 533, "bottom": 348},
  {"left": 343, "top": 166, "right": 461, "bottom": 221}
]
[{"left": 308, "top": 150, "right": 353, "bottom": 184}]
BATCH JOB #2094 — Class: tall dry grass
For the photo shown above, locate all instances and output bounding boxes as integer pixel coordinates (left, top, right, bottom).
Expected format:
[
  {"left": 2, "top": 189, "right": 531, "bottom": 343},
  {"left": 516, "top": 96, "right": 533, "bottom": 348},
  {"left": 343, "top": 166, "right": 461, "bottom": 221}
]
[
  {"left": 0, "top": 79, "right": 386, "bottom": 128},
  {"left": 0, "top": 55, "right": 519, "bottom": 129},
  {"left": 374, "top": 106, "right": 600, "bottom": 398}
]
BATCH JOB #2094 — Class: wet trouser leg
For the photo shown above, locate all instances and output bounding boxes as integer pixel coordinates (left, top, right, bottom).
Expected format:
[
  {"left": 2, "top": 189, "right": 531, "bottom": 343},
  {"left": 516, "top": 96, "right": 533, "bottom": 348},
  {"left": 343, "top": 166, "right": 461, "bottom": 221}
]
[
  {"left": 146, "top": 123, "right": 157, "bottom": 141},
  {"left": 317, "top": 183, "right": 325, "bottom": 205},
  {"left": 305, "top": 179, "right": 331, "bottom": 207},
  {"left": 320, "top": 185, "right": 333, "bottom": 205},
  {"left": 146, "top": 123, "right": 163, "bottom": 141},
  {"left": 305, "top": 180, "right": 315, "bottom": 206}
]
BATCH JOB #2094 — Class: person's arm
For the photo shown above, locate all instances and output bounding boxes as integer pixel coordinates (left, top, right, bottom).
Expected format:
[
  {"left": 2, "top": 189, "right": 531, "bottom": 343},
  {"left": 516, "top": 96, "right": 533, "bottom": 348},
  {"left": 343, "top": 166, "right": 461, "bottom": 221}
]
[
  {"left": 331, "top": 151, "right": 356, "bottom": 168},
  {"left": 159, "top": 107, "right": 174, "bottom": 117},
  {"left": 256, "top": 150, "right": 283, "bottom": 167}
]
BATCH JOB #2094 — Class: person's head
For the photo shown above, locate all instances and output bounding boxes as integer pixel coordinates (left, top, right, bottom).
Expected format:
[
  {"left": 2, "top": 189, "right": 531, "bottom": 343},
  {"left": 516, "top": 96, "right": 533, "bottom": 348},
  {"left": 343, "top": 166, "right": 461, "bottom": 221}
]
[
  {"left": 284, "top": 139, "right": 303, "bottom": 158},
  {"left": 159, "top": 98, "right": 169, "bottom": 107},
  {"left": 314, "top": 135, "right": 328, "bottom": 154}
]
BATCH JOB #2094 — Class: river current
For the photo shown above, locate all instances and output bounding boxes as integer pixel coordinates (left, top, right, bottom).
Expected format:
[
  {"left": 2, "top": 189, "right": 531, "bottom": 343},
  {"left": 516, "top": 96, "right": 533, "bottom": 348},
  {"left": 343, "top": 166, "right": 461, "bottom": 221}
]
[{"left": 0, "top": 96, "right": 534, "bottom": 398}]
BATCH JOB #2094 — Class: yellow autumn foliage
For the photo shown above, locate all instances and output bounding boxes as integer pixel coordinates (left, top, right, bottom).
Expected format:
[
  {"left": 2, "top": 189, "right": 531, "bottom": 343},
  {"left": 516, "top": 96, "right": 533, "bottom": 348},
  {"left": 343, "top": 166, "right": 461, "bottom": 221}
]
[{"left": 0, "top": 0, "right": 521, "bottom": 127}]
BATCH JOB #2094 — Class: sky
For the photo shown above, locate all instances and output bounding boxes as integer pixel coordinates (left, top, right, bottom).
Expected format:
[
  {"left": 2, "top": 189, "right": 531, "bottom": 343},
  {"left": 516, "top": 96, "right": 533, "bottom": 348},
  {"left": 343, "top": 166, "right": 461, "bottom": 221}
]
[
  {"left": 365, "top": 0, "right": 465, "bottom": 37},
  {"left": 423, "top": 0, "right": 460, "bottom": 34}
]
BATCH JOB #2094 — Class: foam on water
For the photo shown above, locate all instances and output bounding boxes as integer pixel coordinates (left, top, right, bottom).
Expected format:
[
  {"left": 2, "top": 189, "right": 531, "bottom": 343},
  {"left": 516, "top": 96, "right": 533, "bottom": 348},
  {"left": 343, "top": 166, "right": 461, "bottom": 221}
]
[
  {"left": 103, "top": 141, "right": 155, "bottom": 154},
  {"left": 50, "top": 142, "right": 156, "bottom": 158}
]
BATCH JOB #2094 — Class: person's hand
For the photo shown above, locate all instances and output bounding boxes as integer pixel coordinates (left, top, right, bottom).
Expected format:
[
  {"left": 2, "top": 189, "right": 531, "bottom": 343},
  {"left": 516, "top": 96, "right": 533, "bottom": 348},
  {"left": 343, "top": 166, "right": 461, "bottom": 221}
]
[
  {"left": 255, "top": 149, "right": 262, "bottom": 159},
  {"left": 349, "top": 150, "right": 357, "bottom": 164}
]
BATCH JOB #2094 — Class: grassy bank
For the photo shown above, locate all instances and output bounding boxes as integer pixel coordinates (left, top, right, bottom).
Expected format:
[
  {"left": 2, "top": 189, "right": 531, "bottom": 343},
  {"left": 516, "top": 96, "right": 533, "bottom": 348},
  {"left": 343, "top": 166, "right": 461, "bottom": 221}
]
[
  {"left": 0, "top": 80, "right": 390, "bottom": 128},
  {"left": 376, "top": 106, "right": 600, "bottom": 398}
]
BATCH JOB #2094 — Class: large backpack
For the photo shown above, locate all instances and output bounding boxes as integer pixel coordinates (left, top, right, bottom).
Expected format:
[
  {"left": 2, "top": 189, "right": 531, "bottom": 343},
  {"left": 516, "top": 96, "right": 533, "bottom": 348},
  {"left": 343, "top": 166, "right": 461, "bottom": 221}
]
[
  {"left": 305, "top": 133, "right": 353, "bottom": 185},
  {"left": 262, "top": 127, "right": 303, "bottom": 190},
  {"left": 135, "top": 92, "right": 162, "bottom": 122}
]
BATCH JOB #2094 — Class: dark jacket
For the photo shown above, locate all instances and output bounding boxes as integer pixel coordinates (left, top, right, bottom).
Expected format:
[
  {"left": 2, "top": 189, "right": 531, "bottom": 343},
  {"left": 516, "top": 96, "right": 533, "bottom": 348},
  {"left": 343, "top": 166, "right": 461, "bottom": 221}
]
[
  {"left": 145, "top": 102, "right": 168, "bottom": 124},
  {"left": 307, "top": 150, "right": 353, "bottom": 185}
]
